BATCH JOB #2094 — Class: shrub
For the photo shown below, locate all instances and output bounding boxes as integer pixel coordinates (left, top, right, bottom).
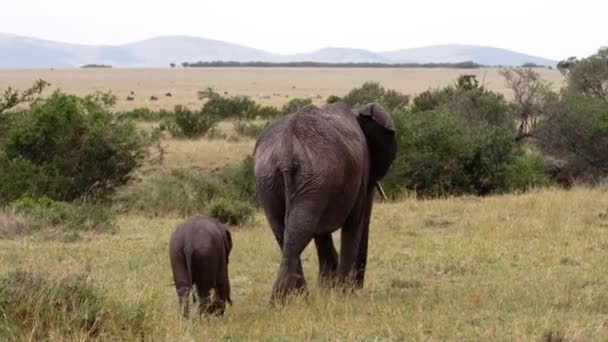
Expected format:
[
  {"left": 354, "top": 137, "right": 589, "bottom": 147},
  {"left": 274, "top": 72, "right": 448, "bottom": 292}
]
[
  {"left": 256, "top": 105, "right": 281, "bottom": 119},
  {"left": 282, "top": 98, "right": 312, "bottom": 115},
  {"left": 0, "top": 270, "right": 154, "bottom": 340},
  {"left": 209, "top": 197, "right": 254, "bottom": 226},
  {"left": 383, "top": 109, "right": 546, "bottom": 197},
  {"left": 412, "top": 75, "right": 513, "bottom": 130},
  {"left": 203, "top": 95, "right": 278, "bottom": 120},
  {"left": 0, "top": 90, "right": 150, "bottom": 203},
  {"left": 538, "top": 90, "right": 608, "bottom": 179},
  {"left": 220, "top": 155, "right": 257, "bottom": 206},
  {"left": 326, "top": 95, "right": 342, "bottom": 104},
  {"left": 383, "top": 110, "right": 471, "bottom": 197},
  {"left": 505, "top": 154, "right": 549, "bottom": 191},
  {"left": 0, "top": 79, "right": 49, "bottom": 114},
  {"left": 539, "top": 49, "right": 608, "bottom": 180},
  {"left": 0, "top": 209, "right": 29, "bottom": 239},
  {"left": 233, "top": 120, "right": 268, "bottom": 139},
  {"left": 117, "top": 107, "right": 172, "bottom": 121},
  {"left": 342, "top": 82, "right": 410, "bottom": 111},
  {"left": 161, "top": 105, "right": 218, "bottom": 138},
  {"left": 121, "top": 168, "right": 221, "bottom": 217},
  {"left": 121, "top": 155, "right": 258, "bottom": 225},
  {"left": 9, "top": 196, "right": 115, "bottom": 235}
]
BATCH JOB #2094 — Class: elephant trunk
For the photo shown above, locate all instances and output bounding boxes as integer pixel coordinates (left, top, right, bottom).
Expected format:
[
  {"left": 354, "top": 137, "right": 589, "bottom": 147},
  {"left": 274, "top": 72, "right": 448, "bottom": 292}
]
[{"left": 375, "top": 181, "right": 388, "bottom": 201}]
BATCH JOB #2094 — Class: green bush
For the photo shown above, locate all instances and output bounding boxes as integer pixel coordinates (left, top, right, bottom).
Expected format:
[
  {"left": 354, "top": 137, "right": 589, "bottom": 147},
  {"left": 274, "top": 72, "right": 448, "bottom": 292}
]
[
  {"left": 203, "top": 95, "right": 278, "bottom": 120},
  {"left": 0, "top": 270, "right": 155, "bottom": 340},
  {"left": 233, "top": 120, "right": 269, "bottom": 139},
  {"left": 209, "top": 197, "right": 254, "bottom": 226},
  {"left": 383, "top": 109, "right": 546, "bottom": 197},
  {"left": 161, "top": 105, "right": 218, "bottom": 138},
  {"left": 412, "top": 75, "right": 513, "bottom": 130},
  {"left": 121, "top": 155, "right": 257, "bottom": 225},
  {"left": 539, "top": 49, "right": 608, "bottom": 180},
  {"left": 117, "top": 107, "right": 172, "bottom": 121},
  {"left": 505, "top": 154, "right": 549, "bottom": 191},
  {"left": 0, "top": 90, "right": 150, "bottom": 203},
  {"left": 121, "top": 168, "right": 221, "bottom": 217},
  {"left": 282, "top": 98, "right": 312, "bottom": 115},
  {"left": 9, "top": 196, "right": 115, "bottom": 234},
  {"left": 326, "top": 95, "right": 342, "bottom": 104},
  {"left": 383, "top": 110, "right": 471, "bottom": 197},
  {"left": 256, "top": 105, "right": 281, "bottom": 119},
  {"left": 220, "top": 155, "right": 257, "bottom": 206},
  {"left": 342, "top": 82, "right": 410, "bottom": 111}
]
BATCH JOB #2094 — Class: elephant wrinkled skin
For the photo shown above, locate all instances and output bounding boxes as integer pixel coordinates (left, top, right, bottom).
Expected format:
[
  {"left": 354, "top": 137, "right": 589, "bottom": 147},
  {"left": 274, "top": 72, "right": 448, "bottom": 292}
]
[{"left": 253, "top": 103, "right": 396, "bottom": 303}]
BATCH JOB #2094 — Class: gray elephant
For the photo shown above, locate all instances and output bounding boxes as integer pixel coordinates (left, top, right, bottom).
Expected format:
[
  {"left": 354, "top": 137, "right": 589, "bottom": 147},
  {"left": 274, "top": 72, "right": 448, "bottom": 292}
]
[
  {"left": 168, "top": 216, "right": 233, "bottom": 317},
  {"left": 253, "top": 102, "right": 396, "bottom": 302}
]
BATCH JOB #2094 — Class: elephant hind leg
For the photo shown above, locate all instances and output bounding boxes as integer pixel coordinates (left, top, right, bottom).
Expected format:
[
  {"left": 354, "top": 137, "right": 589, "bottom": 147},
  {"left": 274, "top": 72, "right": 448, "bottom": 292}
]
[
  {"left": 270, "top": 199, "right": 323, "bottom": 304},
  {"left": 170, "top": 251, "right": 192, "bottom": 318},
  {"left": 194, "top": 284, "right": 213, "bottom": 316},
  {"left": 314, "top": 234, "right": 338, "bottom": 287}
]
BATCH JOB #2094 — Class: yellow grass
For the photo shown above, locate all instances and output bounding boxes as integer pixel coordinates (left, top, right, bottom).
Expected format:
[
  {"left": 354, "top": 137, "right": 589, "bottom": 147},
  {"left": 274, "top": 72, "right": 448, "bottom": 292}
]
[
  {"left": 0, "top": 67, "right": 564, "bottom": 110},
  {"left": 1, "top": 187, "right": 608, "bottom": 340},
  {"left": 162, "top": 136, "right": 254, "bottom": 170},
  {"left": 3, "top": 67, "right": 606, "bottom": 340}
]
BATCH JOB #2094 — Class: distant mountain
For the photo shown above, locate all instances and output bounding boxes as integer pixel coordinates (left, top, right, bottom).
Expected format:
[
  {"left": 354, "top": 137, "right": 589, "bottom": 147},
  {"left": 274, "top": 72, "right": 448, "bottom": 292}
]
[
  {"left": 118, "top": 36, "right": 278, "bottom": 66},
  {"left": 380, "top": 44, "right": 556, "bottom": 66},
  {"left": 0, "top": 33, "right": 557, "bottom": 68},
  {"left": 287, "top": 47, "right": 392, "bottom": 64}
]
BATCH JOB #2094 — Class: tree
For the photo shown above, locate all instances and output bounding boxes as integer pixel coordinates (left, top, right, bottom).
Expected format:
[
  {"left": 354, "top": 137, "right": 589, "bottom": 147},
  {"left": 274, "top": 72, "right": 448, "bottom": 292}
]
[
  {"left": 500, "top": 67, "right": 553, "bottom": 140},
  {"left": 538, "top": 48, "right": 608, "bottom": 180},
  {"left": 170, "top": 63, "right": 176, "bottom": 68},
  {"left": 557, "top": 48, "right": 608, "bottom": 102}
]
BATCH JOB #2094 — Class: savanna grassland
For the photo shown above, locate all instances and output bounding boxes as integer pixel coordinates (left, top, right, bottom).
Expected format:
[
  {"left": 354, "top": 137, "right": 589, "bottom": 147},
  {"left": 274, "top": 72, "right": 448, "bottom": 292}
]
[
  {"left": 1, "top": 134, "right": 608, "bottom": 340},
  {"left": 0, "top": 67, "right": 564, "bottom": 110},
  {"left": 2, "top": 65, "right": 608, "bottom": 341}
]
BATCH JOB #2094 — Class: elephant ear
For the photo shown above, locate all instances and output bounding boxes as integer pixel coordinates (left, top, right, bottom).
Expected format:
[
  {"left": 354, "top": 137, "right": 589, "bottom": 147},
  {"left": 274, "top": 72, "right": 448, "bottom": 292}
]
[{"left": 356, "top": 103, "right": 397, "bottom": 181}]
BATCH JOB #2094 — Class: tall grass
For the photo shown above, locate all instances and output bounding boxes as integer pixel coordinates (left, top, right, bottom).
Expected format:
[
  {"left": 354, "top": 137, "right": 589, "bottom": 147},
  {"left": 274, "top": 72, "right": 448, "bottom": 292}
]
[{"left": 1, "top": 187, "right": 607, "bottom": 340}]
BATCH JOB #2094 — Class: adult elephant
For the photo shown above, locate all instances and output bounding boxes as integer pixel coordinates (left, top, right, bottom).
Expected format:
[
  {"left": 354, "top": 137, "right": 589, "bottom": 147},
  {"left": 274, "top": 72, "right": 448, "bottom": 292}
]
[{"left": 253, "top": 102, "right": 396, "bottom": 302}]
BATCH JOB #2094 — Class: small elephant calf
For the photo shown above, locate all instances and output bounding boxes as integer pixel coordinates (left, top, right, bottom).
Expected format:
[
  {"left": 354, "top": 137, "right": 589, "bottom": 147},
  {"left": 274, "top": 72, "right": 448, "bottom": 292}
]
[{"left": 169, "top": 216, "right": 233, "bottom": 317}]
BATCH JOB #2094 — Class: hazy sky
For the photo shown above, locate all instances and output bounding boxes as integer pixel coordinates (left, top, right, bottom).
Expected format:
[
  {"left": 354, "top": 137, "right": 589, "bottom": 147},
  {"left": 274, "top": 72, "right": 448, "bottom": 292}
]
[{"left": 1, "top": 0, "right": 605, "bottom": 60}]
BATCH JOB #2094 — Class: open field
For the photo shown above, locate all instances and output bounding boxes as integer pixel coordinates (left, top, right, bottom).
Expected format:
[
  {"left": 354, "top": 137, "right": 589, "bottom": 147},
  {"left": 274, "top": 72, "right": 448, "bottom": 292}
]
[
  {"left": 0, "top": 67, "right": 564, "bottom": 110},
  {"left": 3, "top": 67, "right": 607, "bottom": 340},
  {"left": 1, "top": 184, "right": 607, "bottom": 340},
  {"left": 1, "top": 126, "right": 608, "bottom": 340}
]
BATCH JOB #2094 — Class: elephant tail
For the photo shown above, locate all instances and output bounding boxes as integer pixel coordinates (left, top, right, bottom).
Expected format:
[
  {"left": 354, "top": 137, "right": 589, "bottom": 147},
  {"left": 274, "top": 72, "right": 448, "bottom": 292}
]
[
  {"left": 281, "top": 168, "right": 296, "bottom": 217},
  {"left": 184, "top": 250, "right": 194, "bottom": 291}
]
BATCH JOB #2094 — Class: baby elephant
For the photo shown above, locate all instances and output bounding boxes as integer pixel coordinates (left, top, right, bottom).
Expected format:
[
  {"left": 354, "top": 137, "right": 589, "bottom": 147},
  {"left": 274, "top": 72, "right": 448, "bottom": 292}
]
[{"left": 169, "top": 216, "right": 233, "bottom": 317}]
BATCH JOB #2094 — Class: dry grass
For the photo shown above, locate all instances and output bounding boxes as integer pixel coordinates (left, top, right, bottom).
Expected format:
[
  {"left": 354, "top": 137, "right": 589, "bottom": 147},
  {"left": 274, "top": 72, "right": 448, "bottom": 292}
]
[
  {"left": 161, "top": 136, "right": 254, "bottom": 171},
  {"left": 1, "top": 187, "right": 608, "bottom": 340},
  {"left": 3, "top": 67, "right": 605, "bottom": 340},
  {"left": 0, "top": 67, "right": 564, "bottom": 110},
  {"left": 0, "top": 209, "right": 29, "bottom": 239}
]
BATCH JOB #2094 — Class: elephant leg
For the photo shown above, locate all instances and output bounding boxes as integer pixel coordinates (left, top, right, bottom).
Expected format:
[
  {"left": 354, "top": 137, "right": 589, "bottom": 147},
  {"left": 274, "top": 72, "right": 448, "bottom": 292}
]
[
  {"left": 314, "top": 234, "right": 338, "bottom": 286},
  {"left": 270, "top": 200, "right": 319, "bottom": 304},
  {"left": 213, "top": 274, "right": 231, "bottom": 316},
  {"left": 176, "top": 286, "right": 191, "bottom": 319},
  {"left": 354, "top": 187, "right": 375, "bottom": 288},
  {"left": 261, "top": 194, "right": 306, "bottom": 290},
  {"left": 170, "top": 252, "right": 192, "bottom": 319},
  {"left": 195, "top": 284, "right": 213, "bottom": 316},
  {"left": 338, "top": 190, "right": 367, "bottom": 288},
  {"left": 338, "top": 224, "right": 363, "bottom": 289}
]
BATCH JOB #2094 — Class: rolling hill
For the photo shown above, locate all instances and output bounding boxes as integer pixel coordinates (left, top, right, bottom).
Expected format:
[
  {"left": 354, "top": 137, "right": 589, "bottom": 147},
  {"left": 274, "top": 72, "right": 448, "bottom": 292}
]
[{"left": 0, "top": 33, "right": 557, "bottom": 68}]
